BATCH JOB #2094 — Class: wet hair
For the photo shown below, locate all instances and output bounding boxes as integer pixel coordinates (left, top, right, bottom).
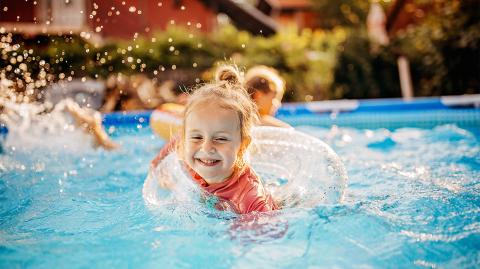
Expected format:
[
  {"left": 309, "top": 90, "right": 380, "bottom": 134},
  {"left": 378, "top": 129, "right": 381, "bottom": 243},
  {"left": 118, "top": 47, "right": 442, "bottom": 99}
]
[
  {"left": 178, "top": 65, "right": 259, "bottom": 171},
  {"left": 245, "top": 65, "right": 285, "bottom": 98}
]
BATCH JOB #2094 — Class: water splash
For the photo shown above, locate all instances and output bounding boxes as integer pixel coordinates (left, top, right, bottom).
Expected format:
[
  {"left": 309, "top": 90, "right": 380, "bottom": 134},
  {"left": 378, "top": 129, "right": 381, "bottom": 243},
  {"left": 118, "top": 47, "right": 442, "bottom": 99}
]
[{"left": 0, "top": 80, "right": 94, "bottom": 153}]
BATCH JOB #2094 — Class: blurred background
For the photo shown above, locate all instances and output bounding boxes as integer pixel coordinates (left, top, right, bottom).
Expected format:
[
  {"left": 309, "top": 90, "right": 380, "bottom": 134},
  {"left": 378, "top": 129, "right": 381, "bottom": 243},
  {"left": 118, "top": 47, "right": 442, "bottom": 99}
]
[{"left": 0, "top": 0, "right": 479, "bottom": 108}]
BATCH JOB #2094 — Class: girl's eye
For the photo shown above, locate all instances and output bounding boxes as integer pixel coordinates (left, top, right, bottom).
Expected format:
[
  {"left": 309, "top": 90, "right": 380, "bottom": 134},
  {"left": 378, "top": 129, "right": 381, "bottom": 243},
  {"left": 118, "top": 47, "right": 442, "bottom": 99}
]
[
  {"left": 214, "top": 137, "right": 228, "bottom": 142},
  {"left": 190, "top": 136, "right": 202, "bottom": 141}
]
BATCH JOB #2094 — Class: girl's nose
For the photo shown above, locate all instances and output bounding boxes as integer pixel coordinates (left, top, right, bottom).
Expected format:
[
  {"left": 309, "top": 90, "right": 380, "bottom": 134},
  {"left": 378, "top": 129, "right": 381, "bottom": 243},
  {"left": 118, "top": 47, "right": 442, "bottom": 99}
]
[{"left": 201, "top": 139, "right": 215, "bottom": 154}]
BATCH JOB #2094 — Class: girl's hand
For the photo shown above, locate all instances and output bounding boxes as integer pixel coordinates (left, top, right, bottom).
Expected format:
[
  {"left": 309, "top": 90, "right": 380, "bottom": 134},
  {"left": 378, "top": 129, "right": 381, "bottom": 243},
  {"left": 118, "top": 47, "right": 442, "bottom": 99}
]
[{"left": 148, "top": 163, "right": 174, "bottom": 190}]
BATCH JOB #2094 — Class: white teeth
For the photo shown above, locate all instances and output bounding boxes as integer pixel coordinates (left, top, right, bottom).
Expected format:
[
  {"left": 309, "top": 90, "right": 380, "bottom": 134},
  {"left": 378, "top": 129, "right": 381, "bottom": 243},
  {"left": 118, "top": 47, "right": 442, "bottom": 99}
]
[{"left": 198, "top": 158, "right": 217, "bottom": 164}]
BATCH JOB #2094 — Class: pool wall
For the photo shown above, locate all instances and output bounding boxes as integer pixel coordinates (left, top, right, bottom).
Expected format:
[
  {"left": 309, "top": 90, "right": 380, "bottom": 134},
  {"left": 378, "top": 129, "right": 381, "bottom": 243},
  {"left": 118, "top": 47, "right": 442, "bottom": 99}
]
[
  {"left": 101, "top": 95, "right": 480, "bottom": 130},
  {"left": 1, "top": 95, "right": 479, "bottom": 134}
]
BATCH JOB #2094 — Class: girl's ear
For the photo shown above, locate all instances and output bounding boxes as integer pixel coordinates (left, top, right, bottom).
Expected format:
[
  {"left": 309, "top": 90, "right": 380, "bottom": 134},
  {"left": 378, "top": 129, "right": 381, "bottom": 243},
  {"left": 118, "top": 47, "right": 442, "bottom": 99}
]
[{"left": 252, "top": 91, "right": 261, "bottom": 102}]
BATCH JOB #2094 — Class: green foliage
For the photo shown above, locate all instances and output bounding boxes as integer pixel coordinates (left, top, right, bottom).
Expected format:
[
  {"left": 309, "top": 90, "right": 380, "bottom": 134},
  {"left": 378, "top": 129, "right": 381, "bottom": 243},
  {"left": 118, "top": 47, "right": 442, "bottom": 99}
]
[
  {"left": 330, "top": 0, "right": 479, "bottom": 98},
  {"left": 1, "top": 24, "right": 345, "bottom": 102},
  {"left": 4, "top": 0, "right": 477, "bottom": 103},
  {"left": 210, "top": 25, "right": 345, "bottom": 101},
  {"left": 331, "top": 29, "right": 400, "bottom": 99},
  {"left": 392, "top": 0, "right": 480, "bottom": 96},
  {"left": 311, "top": 0, "right": 370, "bottom": 30}
]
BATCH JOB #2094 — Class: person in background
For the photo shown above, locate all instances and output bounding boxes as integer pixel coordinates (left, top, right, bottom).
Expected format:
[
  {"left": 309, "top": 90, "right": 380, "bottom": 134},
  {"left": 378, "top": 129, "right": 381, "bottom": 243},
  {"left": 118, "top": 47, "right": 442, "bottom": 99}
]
[
  {"left": 244, "top": 65, "right": 291, "bottom": 128},
  {"left": 65, "top": 99, "right": 119, "bottom": 150}
]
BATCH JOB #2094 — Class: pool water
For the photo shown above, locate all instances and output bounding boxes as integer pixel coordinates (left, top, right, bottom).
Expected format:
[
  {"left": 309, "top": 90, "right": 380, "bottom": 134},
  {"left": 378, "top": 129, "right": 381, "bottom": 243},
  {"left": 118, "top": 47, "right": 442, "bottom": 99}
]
[{"left": 0, "top": 120, "right": 479, "bottom": 268}]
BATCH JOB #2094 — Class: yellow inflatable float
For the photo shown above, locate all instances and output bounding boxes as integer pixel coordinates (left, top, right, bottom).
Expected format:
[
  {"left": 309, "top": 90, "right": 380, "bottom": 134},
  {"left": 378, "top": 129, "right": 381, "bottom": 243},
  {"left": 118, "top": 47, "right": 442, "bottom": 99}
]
[{"left": 149, "top": 103, "right": 184, "bottom": 140}]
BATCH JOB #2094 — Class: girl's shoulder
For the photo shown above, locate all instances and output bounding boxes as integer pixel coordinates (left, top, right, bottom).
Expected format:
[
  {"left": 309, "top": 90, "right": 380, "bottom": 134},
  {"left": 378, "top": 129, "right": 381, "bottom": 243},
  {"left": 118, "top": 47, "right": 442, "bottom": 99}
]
[{"left": 259, "top": 115, "right": 291, "bottom": 128}]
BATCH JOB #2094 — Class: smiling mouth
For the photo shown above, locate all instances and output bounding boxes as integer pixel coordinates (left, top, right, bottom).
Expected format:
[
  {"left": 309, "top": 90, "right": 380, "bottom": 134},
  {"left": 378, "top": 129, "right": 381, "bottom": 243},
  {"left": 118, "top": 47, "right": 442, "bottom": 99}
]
[{"left": 196, "top": 158, "right": 221, "bottom": 167}]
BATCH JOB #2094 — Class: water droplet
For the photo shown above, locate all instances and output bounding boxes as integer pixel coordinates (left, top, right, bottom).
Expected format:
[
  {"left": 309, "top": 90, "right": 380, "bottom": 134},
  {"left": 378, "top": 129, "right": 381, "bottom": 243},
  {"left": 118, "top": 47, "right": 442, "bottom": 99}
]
[{"left": 108, "top": 126, "right": 116, "bottom": 134}]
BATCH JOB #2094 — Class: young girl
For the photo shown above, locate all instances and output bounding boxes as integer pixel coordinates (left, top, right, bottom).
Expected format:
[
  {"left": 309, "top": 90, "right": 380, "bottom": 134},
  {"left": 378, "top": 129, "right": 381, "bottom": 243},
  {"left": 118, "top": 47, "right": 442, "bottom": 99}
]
[{"left": 151, "top": 66, "right": 278, "bottom": 214}]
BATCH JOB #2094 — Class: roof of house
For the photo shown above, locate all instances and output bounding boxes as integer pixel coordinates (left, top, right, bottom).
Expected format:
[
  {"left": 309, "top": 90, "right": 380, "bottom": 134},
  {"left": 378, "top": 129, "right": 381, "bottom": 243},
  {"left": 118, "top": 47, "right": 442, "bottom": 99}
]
[{"left": 201, "top": 0, "right": 278, "bottom": 36}]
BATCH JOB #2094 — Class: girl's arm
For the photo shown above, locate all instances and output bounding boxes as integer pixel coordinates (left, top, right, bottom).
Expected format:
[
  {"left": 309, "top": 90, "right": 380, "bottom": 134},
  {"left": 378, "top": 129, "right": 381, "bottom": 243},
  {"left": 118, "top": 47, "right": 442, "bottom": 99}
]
[
  {"left": 149, "top": 137, "right": 179, "bottom": 190},
  {"left": 150, "top": 136, "right": 178, "bottom": 168},
  {"left": 259, "top": 115, "right": 292, "bottom": 128},
  {"left": 65, "top": 99, "right": 119, "bottom": 150}
]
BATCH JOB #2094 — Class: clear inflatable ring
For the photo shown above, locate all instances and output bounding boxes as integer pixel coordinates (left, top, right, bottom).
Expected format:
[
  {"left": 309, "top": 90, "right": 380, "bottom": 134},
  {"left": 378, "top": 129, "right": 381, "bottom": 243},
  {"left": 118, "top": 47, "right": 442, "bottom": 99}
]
[{"left": 143, "top": 126, "right": 348, "bottom": 208}]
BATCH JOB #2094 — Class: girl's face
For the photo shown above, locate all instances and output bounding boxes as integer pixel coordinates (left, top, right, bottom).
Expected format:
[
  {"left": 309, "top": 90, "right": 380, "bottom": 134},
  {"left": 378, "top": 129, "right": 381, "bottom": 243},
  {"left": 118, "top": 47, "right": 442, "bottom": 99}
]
[{"left": 184, "top": 103, "right": 242, "bottom": 184}]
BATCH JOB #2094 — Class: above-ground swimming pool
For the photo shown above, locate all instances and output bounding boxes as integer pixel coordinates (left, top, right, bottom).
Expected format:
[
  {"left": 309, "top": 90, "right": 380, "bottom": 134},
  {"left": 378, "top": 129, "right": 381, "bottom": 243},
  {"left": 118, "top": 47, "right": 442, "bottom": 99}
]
[{"left": 1, "top": 97, "right": 479, "bottom": 268}]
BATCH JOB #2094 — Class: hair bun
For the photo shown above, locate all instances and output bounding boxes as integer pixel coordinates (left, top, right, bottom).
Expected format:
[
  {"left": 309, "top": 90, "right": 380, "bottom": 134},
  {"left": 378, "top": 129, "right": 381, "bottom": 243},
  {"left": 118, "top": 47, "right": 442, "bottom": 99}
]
[{"left": 215, "top": 65, "right": 242, "bottom": 85}]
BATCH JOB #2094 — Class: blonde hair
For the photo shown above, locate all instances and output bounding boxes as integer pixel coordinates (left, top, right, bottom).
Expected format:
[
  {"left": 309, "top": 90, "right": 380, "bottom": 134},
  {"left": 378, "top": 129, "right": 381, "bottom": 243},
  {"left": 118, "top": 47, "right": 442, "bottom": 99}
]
[
  {"left": 178, "top": 65, "right": 259, "bottom": 171},
  {"left": 245, "top": 65, "right": 285, "bottom": 99}
]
